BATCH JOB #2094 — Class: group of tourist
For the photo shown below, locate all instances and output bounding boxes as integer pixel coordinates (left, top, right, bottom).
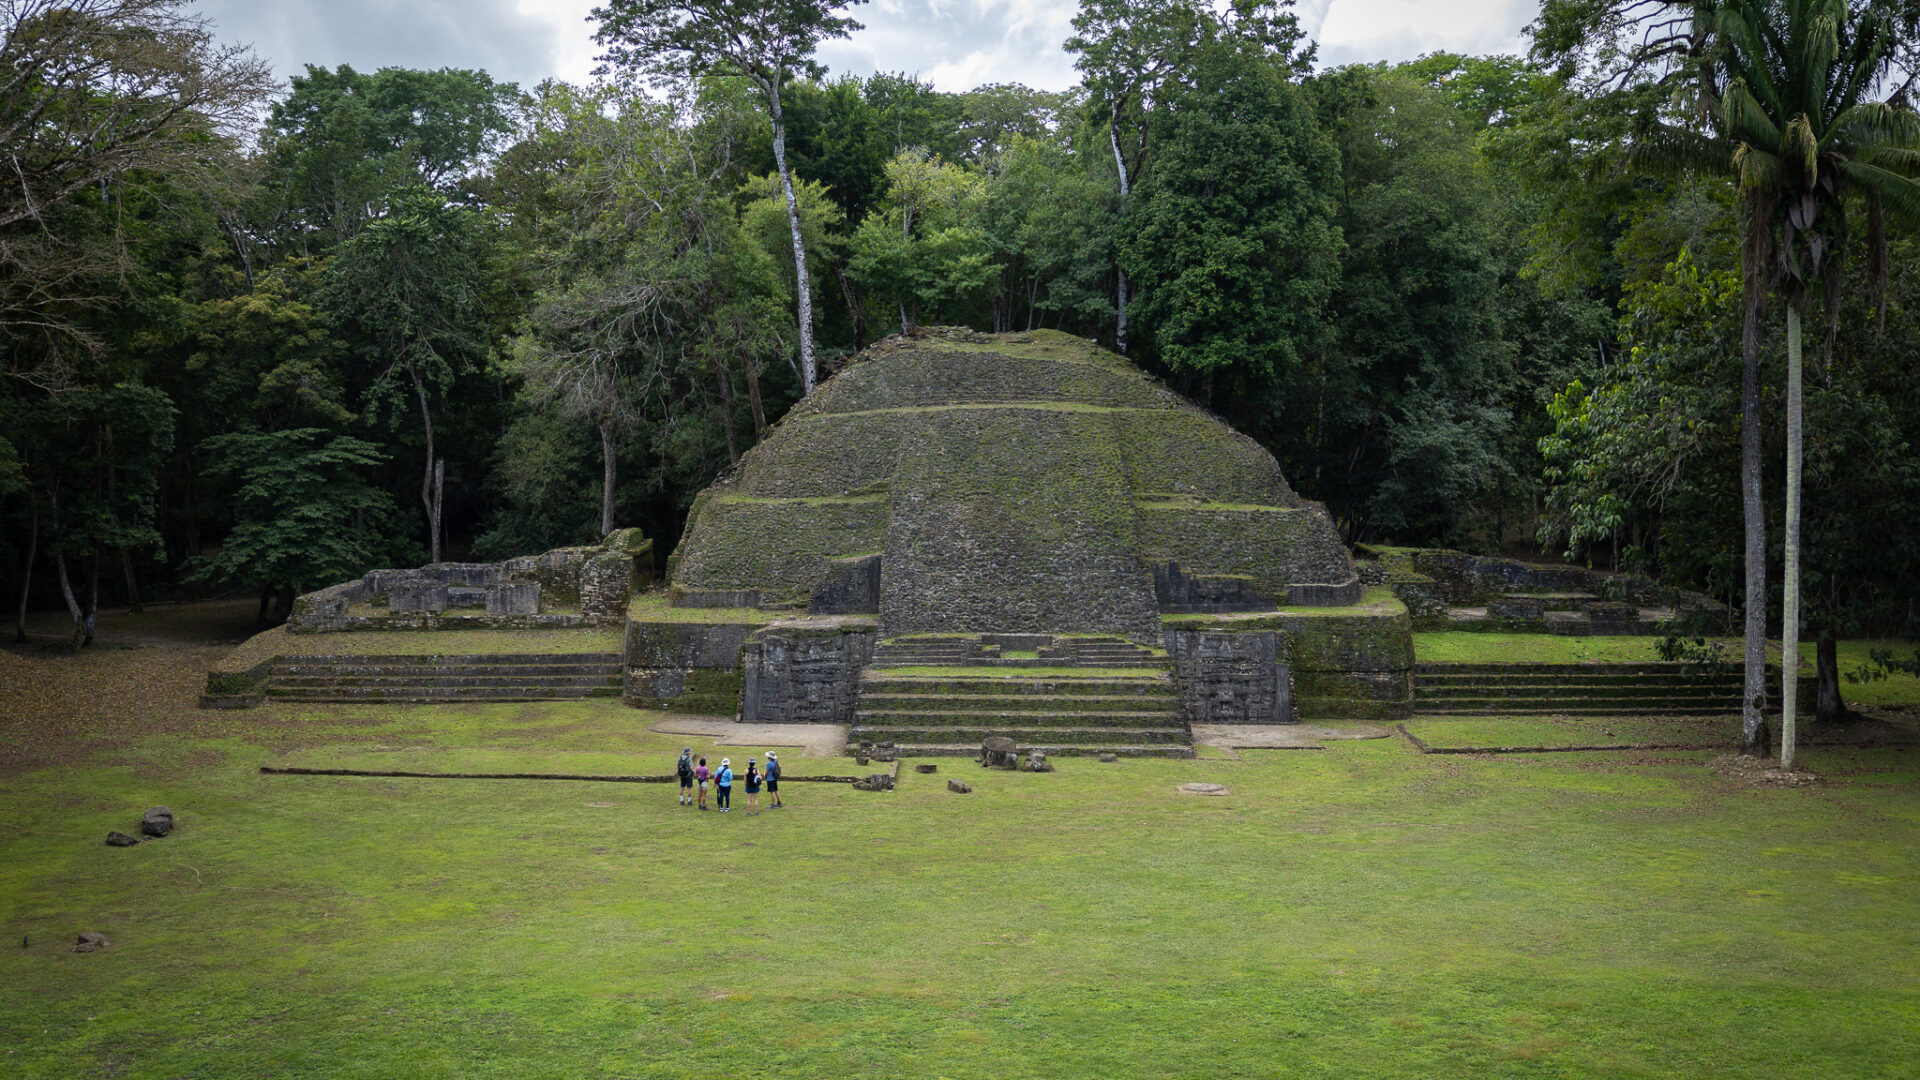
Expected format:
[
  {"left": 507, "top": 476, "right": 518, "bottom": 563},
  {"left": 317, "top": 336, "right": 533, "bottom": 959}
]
[{"left": 674, "top": 747, "right": 782, "bottom": 815}]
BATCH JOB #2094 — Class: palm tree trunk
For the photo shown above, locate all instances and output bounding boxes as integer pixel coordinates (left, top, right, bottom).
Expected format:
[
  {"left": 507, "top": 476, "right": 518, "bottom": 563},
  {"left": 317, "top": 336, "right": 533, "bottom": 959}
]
[
  {"left": 768, "top": 90, "right": 816, "bottom": 393},
  {"left": 1780, "top": 304, "right": 1803, "bottom": 769},
  {"left": 1739, "top": 214, "right": 1771, "bottom": 757}
]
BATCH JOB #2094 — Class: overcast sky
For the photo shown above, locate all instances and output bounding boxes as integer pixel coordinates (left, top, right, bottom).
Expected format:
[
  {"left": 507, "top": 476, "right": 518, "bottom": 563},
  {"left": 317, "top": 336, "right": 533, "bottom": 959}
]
[{"left": 188, "top": 0, "right": 1540, "bottom": 95}]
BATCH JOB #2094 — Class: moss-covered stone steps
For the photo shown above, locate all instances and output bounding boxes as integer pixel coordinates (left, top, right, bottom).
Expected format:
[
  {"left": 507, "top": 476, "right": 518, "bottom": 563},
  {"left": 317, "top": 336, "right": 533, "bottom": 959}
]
[
  {"left": 860, "top": 673, "right": 1174, "bottom": 697},
  {"left": 265, "top": 686, "right": 622, "bottom": 703},
  {"left": 1412, "top": 661, "right": 1800, "bottom": 716},
  {"left": 849, "top": 724, "right": 1192, "bottom": 745},
  {"left": 261, "top": 653, "right": 622, "bottom": 703},
  {"left": 858, "top": 692, "right": 1175, "bottom": 713}
]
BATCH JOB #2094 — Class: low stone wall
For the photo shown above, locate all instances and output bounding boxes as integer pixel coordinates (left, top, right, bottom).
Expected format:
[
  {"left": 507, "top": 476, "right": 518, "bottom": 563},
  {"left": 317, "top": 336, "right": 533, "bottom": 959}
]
[
  {"left": 1165, "top": 629, "right": 1293, "bottom": 724},
  {"left": 740, "top": 618, "right": 878, "bottom": 724},
  {"left": 1163, "top": 588, "right": 1414, "bottom": 721}
]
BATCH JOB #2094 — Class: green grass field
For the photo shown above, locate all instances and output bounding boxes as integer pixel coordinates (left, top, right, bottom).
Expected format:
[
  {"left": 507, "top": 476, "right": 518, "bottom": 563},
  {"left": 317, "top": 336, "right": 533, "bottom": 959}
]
[{"left": 5, "top": 691, "right": 1919, "bottom": 1078}]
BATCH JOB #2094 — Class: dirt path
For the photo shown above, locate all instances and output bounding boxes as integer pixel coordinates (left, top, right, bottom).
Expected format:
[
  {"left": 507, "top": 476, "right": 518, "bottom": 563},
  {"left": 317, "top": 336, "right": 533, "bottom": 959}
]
[{"left": 645, "top": 715, "right": 848, "bottom": 757}]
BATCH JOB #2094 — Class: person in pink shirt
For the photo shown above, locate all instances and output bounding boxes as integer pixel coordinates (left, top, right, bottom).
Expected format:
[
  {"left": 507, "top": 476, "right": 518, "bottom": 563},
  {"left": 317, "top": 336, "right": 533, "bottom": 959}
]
[{"left": 694, "top": 757, "right": 711, "bottom": 810}]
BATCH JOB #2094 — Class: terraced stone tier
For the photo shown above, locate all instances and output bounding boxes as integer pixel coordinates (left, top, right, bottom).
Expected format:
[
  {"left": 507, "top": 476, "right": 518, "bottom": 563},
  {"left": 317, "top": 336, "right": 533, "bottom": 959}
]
[
  {"left": 853, "top": 640, "right": 1191, "bottom": 756},
  {"left": 1413, "top": 662, "right": 1795, "bottom": 717},
  {"left": 261, "top": 653, "right": 622, "bottom": 704}
]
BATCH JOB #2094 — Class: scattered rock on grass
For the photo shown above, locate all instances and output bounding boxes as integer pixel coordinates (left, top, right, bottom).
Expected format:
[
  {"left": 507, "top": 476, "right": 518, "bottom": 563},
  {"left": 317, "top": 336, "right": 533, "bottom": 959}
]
[
  {"left": 1024, "top": 751, "right": 1054, "bottom": 773},
  {"left": 1710, "top": 754, "right": 1820, "bottom": 787},
  {"left": 980, "top": 736, "right": 1018, "bottom": 769},
  {"left": 1098, "top": 752, "right": 1118, "bottom": 763},
  {"left": 1179, "top": 782, "right": 1230, "bottom": 797},
  {"left": 105, "top": 831, "right": 141, "bottom": 847},
  {"left": 915, "top": 763, "right": 938, "bottom": 774},
  {"left": 73, "top": 932, "right": 110, "bottom": 953},
  {"left": 852, "top": 773, "right": 895, "bottom": 792},
  {"left": 141, "top": 806, "right": 173, "bottom": 837},
  {"left": 947, "top": 779, "right": 973, "bottom": 794}
]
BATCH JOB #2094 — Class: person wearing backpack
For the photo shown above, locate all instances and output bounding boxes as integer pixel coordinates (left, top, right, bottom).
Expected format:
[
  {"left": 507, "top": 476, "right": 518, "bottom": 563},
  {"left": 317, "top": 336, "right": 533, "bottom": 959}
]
[
  {"left": 743, "top": 759, "right": 762, "bottom": 815},
  {"left": 764, "top": 751, "right": 782, "bottom": 809},
  {"left": 676, "top": 747, "right": 694, "bottom": 806},
  {"left": 715, "top": 758, "right": 733, "bottom": 813}
]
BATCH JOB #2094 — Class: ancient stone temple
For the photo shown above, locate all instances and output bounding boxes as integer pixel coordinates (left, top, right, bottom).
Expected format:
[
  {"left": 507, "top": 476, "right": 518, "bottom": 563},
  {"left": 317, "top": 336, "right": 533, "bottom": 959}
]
[{"left": 630, "top": 329, "right": 1413, "bottom": 756}]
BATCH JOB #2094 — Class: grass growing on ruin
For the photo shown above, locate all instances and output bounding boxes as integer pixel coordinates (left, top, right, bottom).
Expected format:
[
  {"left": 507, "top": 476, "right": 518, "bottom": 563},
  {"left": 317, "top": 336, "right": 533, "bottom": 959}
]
[
  {"left": 1413, "top": 632, "right": 1731, "bottom": 665},
  {"left": 6, "top": 681, "right": 1920, "bottom": 1080},
  {"left": 218, "top": 624, "right": 626, "bottom": 671}
]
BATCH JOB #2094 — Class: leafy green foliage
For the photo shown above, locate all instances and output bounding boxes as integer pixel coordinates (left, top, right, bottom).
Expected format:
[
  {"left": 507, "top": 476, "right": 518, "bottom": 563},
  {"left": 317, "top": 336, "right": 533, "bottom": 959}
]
[
  {"left": 1120, "top": 40, "right": 1341, "bottom": 384},
  {"left": 191, "top": 429, "right": 399, "bottom": 596}
]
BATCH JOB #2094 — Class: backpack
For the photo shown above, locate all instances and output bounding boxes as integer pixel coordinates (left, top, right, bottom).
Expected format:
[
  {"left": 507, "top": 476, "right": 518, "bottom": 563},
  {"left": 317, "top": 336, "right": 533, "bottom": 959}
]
[{"left": 766, "top": 759, "right": 781, "bottom": 781}]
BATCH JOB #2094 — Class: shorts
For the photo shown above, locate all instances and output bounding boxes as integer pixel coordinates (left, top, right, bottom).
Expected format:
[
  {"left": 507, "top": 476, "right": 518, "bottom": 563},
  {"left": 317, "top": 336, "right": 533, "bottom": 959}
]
[
  {"left": 698, "top": 779, "right": 708, "bottom": 790},
  {"left": 765, "top": 779, "right": 778, "bottom": 793},
  {"left": 745, "top": 783, "right": 761, "bottom": 794},
  {"left": 678, "top": 772, "right": 693, "bottom": 788}
]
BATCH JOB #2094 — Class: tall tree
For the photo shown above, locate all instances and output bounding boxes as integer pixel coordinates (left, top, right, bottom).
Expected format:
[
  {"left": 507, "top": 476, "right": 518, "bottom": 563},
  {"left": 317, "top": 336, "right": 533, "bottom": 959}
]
[
  {"left": 320, "top": 188, "right": 495, "bottom": 563},
  {"left": 0, "top": 0, "right": 270, "bottom": 369},
  {"left": 591, "top": 0, "right": 866, "bottom": 394},
  {"left": 1704, "top": 0, "right": 1920, "bottom": 766}
]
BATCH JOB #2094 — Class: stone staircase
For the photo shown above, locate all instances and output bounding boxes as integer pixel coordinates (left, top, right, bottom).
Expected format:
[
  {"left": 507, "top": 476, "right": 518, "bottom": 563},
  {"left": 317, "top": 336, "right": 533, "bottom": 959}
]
[
  {"left": 851, "top": 635, "right": 1193, "bottom": 757},
  {"left": 264, "top": 653, "right": 624, "bottom": 704},
  {"left": 1415, "top": 662, "right": 1797, "bottom": 716}
]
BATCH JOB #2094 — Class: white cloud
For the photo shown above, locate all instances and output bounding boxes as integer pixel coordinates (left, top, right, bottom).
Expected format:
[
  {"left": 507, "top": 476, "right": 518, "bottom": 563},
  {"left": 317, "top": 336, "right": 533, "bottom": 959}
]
[{"left": 193, "top": 0, "right": 1540, "bottom": 96}]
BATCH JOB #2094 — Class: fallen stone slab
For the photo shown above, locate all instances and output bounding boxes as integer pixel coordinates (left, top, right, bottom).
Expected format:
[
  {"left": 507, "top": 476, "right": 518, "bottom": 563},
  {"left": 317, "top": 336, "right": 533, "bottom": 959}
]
[
  {"left": 73, "top": 932, "right": 110, "bottom": 953},
  {"left": 947, "top": 779, "right": 973, "bottom": 794},
  {"left": 105, "top": 831, "right": 141, "bottom": 847},
  {"left": 1179, "top": 782, "right": 1231, "bottom": 797}
]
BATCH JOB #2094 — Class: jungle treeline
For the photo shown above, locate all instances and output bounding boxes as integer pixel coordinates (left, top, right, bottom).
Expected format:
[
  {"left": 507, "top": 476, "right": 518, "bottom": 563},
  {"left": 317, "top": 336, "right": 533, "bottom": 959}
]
[{"left": 5, "top": 0, "right": 1920, "bottom": 654}]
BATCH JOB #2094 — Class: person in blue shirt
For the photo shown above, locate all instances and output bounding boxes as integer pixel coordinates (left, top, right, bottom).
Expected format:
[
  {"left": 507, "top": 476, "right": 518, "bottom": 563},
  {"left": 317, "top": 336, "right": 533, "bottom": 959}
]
[
  {"left": 715, "top": 757, "right": 733, "bottom": 813},
  {"left": 764, "top": 751, "right": 782, "bottom": 808}
]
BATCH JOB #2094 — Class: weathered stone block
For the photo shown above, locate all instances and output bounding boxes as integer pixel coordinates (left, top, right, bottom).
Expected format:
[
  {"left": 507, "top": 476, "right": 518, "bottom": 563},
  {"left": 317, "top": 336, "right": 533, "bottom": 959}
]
[
  {"left": 486, "top": 582, "right": 540, "bottom": 616},
  {"left": 446, "top": 586, "right": 487, "bottom": 608},
  {"left": 387, "top": 583, "right": 448, "bottom": 613}
]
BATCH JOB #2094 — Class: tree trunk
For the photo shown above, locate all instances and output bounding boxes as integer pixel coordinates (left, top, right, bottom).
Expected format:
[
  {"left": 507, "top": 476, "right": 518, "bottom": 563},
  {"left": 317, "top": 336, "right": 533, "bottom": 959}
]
[
  {"left": 414, "top": 374, "right": 441, "bottom": 564},
  {"left": 431, "top": 457, "right": 445, "bottom": 560},
  {"left": 14, "top": 505, "right": 36, "bottom": 643},
  {"left": 836, "top": 266, "right": 866, "bottom": 349},
  {"left": 599, "top": 416, "right": 617, "bottom": 537},
  {"left": 82, "top": 551, "right": 98, "bottom": 647},
  {"left": 1109, "top": 119, "right": 1131, "bottom": 353},
  {"left": 1816, "top": 627, "right": 1843, "bottom": 724},
  {"left": 256, "top": 583, "right": 274, "bottom": 629},
  {"left": 118, "top": 546, "right": 142, "bottom": 613},
  {"left": 768, "top": 91, "right": 816, "bottom": 394},
  {"left": 54, "top": 548, "right": 82, "bottom": 649},
  {"left": 714, "top": 357, "right": 740, "bottom": 465},
  {"left": 1738, "top": 200, "right": 1772, "bottom": 757},
  {"left": 1780, "top": 305, "right": 1803, "bottom": 770},
  {"left": 743, "top": 355, "right": 767, "bottom": 439}
]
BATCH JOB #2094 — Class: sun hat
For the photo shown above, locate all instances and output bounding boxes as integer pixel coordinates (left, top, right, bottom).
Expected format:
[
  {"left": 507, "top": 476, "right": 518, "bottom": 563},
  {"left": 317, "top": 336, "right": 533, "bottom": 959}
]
[
  {"left": 721, "top": 758, "right": 730, "bottom": 766},
  {"left": 766, "top": 750, "right": 777, "bottom": 758}
]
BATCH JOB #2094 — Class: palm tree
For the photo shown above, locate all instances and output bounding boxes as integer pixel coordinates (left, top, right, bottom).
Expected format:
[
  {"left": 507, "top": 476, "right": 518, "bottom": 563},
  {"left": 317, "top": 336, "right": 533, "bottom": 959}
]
[
  {"left": 1632, "top": 0, "right": 1920, "bottom": 764},
  {"left": 1712, "top": 0, "right": 1920, "bottom": 768}
]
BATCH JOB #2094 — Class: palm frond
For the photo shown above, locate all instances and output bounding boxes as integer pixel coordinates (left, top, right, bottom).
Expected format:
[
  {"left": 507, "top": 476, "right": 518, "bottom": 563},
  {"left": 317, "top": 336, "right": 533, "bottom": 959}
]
[
  {"left": 1724, "top": 80, "right": 1783, "bottom": 147},
  {"left": 1834, "top": 157, "right": 1920, "bottom": 221},
  {"left": 1629, "top": 123, "right": 1733, "bottom": 178}
]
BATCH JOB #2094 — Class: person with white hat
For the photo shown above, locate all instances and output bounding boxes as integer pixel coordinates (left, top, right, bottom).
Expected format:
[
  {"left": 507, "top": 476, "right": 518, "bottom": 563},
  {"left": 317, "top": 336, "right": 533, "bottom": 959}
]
[
  {"left": 764, "top": 751, "right": 782, "bottom": 808},
  {"left": 714, "top": 757, "right": 734, "bottom": 813}
]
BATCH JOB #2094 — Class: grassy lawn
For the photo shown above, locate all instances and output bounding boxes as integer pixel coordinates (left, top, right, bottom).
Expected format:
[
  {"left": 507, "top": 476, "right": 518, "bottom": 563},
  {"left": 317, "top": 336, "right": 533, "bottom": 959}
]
[
  {"left": 1403, "top": 716, "right": 1743, "bottom": 750},
  {"left": 5, "top": 660, "right": 1920, "bottom": 1079}
]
